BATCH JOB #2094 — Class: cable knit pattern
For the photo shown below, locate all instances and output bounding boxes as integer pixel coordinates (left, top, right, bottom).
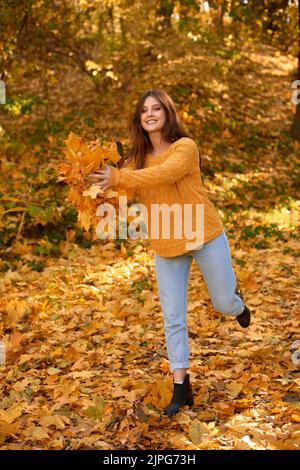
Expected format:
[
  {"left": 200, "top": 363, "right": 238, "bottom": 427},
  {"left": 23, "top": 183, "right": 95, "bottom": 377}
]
[{"left": 110, "top": 137, "right": 224, "bottom": 257}]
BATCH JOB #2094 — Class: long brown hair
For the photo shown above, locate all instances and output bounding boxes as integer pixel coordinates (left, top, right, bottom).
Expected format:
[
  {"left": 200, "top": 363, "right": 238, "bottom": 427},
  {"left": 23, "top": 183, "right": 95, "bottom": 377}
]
[{"left": 118, "top": 89, "right": 202, "bottom": 174}]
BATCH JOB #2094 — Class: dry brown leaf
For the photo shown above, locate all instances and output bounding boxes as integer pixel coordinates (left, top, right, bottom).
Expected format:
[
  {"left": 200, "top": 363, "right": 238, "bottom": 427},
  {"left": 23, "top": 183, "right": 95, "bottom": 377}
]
[{"left": 0, "top": 404, "right": 24, "bottom": 425}]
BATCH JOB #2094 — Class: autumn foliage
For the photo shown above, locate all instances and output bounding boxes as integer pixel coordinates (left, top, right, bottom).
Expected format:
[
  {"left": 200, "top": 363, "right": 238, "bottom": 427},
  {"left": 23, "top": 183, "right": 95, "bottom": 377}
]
[
  {"left": 57, "top": 132, "right": 128, "bottom": 234},
  {"left": 0, "top": 0, "right": 299, "bottom": 452}
]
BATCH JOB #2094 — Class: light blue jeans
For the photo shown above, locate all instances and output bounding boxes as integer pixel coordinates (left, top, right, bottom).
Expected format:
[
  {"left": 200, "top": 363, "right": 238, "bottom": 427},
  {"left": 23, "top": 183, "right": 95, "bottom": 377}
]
[{"left": 154, "top": 229, "right": 245, "bottom": 371}]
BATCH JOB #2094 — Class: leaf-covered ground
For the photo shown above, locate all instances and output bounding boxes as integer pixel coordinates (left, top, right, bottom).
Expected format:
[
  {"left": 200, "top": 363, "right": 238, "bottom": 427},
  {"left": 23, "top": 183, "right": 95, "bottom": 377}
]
[
  {"left": 0, "top": 35, "right": 299, "bottom": 449},
  {"left": 0, "top": 233, "right": 299, "bottom": 450}
]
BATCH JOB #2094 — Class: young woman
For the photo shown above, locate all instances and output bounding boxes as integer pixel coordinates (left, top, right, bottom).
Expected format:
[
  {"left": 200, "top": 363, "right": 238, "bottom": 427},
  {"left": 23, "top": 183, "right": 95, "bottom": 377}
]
[{"left": 89, "top": 89, "right": 251, "bottom": 417}]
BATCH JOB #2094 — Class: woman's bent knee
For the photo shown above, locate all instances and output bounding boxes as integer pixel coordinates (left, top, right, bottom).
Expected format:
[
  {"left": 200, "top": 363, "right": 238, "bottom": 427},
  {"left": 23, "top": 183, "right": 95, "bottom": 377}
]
[{"left": 212, "top": 296, "right": 237, "bottom": 316}]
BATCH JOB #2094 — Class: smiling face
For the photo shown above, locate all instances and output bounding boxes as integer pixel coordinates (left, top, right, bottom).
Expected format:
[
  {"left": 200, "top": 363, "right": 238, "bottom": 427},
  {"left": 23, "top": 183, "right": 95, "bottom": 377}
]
[{"left": 140, "top": 96, "right": 167, "bottom": 135}]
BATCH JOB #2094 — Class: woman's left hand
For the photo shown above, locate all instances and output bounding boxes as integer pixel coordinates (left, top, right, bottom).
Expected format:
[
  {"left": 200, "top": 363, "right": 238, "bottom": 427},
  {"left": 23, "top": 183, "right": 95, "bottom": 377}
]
[{"left": 88, "top": 164, "right": 112, "bottom": 191}]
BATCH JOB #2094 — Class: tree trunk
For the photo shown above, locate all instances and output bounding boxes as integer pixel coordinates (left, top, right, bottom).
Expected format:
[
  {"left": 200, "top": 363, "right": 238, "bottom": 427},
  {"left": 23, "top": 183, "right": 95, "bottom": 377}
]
[
  {"left": 263, "top": 0, "right": 289, "bottom": 33},
  {"left": 156, "top": 0, "right": 175, "bottom": 29},
  {"left": 291, "top": 1, "right": 300, "bottom": 141},
  {"left": 98, "top": 11, "right": 105, "bottom": 42},
  {"left": 211, "top": 1, "right": 227, "bottom": 37},
  {"left": 107, "top": 4, "right": 115, "bottom": 51},
  {"left": 120, "top": 16, "right": 127, "bottom": 48},
  {"left": 178, "top": 0, "right": 190, "bottom": 32}
]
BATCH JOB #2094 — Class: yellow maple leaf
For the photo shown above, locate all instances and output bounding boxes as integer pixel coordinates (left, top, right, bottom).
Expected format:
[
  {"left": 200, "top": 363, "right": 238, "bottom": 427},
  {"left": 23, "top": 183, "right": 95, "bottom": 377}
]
[
  {"left": 79, "top": 148, "right": 103, "bottom": 175},
  {"left": 83, "top": 185, "right": 105, "bottom": 199},
  {"left": 78, "top": 209, "right": 92, "bottom": 231},
  {"left": 102, "top": 142, "right": 121, "bottom": 164},
  {"left": 144, "top": 377, "right": 172, "bottom": 408},
  {"left": 292, "top": 414, "right": 300, "bottom": 423},
  {"left": 56, "top": 131, "right": 133, "bottom": 236},
  {"left": 0, "top": 423, "right": 20, "bottom": 446},
  {"left": 0, "top": 403, "right": 24, "bottom": 424},
  {"left": 105, "top": 189, "right": 119, "bottom": 199},
  {"left": 65, "top": 131, "right": 81, "bottom": 154},
  {"left": 39, "top": 415, "right": 69, "bottom": 430},
  {"left": 226, "top": 381, "right": 244, "bottom": 398},
  {"left": 31, "top": 426, "right": 49, "bottom": 441},
  {"left": 68, "top": 187, "right": 82, "bottom": 207},
  {"left": 188, "top": 420, "right": 210, "bottom": 444},
  {"left": 5, "top": 300, "right": 27, "bottom": 325}
]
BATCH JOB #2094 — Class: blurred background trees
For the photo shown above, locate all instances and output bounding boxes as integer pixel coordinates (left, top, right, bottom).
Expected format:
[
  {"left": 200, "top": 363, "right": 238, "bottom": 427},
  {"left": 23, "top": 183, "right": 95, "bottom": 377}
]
[
  {"left": 0, "top": 0, "right": 299, "bottom": 267},
  {"left": 1, "top": 1, "right": 299, "bottom": 117}
]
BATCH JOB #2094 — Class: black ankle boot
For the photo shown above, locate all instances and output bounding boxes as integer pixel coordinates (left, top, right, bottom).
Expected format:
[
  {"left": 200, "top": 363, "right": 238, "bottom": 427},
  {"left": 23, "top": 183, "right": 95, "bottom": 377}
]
[
  {"left": 163, "top": 374, "right": 194, "bottom": 417},
  {"left": 236, "top": 305, "right": 251, "bottom": 328},
  {"left": 235, "top": 285, "right": 251, "bottom": 328}
]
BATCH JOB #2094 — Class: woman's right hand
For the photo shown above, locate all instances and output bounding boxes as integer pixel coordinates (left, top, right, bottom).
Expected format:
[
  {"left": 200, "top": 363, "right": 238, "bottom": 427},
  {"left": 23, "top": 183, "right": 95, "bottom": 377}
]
[
  {"left": 86, "top": 169, "right": 102, "bottom": 185},
  {"left": 87, "top": 164, "right": 112, "bottom": 191}
]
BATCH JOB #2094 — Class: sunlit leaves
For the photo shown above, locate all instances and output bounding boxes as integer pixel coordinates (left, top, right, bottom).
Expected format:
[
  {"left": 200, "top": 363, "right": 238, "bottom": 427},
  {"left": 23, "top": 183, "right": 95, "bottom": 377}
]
[{"left": 56, "top": 131, "right": 128, "bottom": 232}]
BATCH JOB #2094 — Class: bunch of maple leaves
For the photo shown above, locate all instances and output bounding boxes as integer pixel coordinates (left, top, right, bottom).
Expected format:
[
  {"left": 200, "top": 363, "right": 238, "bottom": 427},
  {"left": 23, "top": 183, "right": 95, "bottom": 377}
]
[{"left": 56, "top": 132, "right": 131, "bottom": 235}]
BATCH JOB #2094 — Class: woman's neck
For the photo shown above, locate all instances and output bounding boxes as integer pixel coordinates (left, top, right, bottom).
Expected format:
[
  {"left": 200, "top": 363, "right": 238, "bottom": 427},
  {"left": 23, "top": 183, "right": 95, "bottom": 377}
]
[{"left": 149, "top": 133, "right": 170, "bottom": 156}]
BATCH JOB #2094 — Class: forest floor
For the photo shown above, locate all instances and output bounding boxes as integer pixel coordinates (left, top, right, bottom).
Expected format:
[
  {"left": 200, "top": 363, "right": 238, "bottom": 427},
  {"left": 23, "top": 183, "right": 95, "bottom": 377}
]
[{"left": 0, "top": 34, "right": 299, "bottom": 449}]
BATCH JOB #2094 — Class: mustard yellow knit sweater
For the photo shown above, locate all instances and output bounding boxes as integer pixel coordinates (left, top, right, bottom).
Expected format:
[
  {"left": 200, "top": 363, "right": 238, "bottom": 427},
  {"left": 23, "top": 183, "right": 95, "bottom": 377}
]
[{"left": 110, "top": 137, "right": 224, "bottom": 257}]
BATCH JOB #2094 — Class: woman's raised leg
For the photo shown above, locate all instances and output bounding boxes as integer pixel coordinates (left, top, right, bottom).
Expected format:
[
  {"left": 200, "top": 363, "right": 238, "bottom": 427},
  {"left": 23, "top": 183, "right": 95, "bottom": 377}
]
[{"left": 191, "top": 229, "right": 245, "bottom": 317}]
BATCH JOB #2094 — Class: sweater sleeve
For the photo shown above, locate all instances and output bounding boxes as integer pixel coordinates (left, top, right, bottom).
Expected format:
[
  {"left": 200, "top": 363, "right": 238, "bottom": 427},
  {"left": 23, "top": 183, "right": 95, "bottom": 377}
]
[
  {"left": 109, "top": 158, "right": 135, "bottom": 187},
  {"left": 109, "top": 138, "right": 198, "bottom": 190},
  {"left": 113, "top": 158, "right": 138, "bottom": 200},
  {"left": 120, "top": 159, "right": 136, "bottom": 171}
]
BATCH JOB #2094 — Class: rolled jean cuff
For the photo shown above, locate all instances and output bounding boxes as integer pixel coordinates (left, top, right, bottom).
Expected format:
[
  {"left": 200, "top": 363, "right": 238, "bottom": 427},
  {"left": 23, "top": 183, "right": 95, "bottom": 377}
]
[
  {"left": 171, "top": 362, "right": 189, "bottom": 371},
  {"left": 235, "top": 303, "right": 246, "bottom": 316}
]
